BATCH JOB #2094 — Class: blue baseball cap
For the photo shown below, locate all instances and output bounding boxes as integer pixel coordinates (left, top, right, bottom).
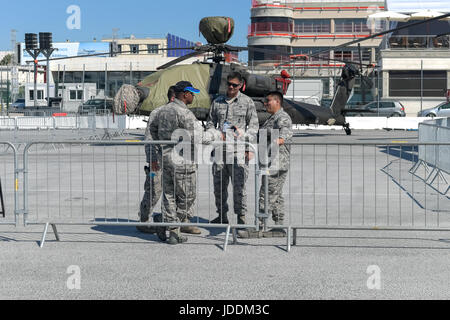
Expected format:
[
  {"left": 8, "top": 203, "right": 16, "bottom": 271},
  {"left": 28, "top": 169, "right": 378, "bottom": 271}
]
[{"left": 174, "top": 81, "right": 200, "bottom": 94}]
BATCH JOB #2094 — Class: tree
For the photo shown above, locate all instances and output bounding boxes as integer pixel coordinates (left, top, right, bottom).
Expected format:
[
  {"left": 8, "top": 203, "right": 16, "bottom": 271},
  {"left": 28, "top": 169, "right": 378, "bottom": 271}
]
[{"left": 0, "top": 54, "right": 12, "bottom": 66}]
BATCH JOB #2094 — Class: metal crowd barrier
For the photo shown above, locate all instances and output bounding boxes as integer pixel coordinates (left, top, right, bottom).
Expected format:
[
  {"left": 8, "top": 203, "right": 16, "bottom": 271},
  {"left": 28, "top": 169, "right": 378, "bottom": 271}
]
[
  {"left": 22, "top": 140, "right": 259, "bottom": 250},
  {"left": 283, "top": 142, "right": 450, "bottom": 250},
  {"left": 418, "top": 120, "right": 450, "bottom": 174},
  {"left": 0, "top": 142, "right": 19, "bottom": 226},
  {"left": 3, "top": 138, "right": 450, "bottom": 252},
  {"left": 0, "top": 115, "right": 127, "bottom": 145}
]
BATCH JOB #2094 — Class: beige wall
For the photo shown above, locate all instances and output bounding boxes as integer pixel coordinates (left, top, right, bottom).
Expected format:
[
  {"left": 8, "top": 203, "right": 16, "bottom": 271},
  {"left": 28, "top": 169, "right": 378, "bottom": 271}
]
[
  {"left": 250, "top": 3, "right": 384, "bottom": 54},
  {"left": 102, "top": 38, "right": 167, "bottom": 57},
  {"left": 48, "top": 55, "right": 207, "bottom": 73},
  {"left": 0, "top": 66, "right": 45, "bottom": 85}
]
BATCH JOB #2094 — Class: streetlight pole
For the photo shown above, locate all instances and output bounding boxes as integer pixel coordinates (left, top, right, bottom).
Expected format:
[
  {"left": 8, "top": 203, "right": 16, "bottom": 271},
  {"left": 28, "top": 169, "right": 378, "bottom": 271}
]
[
  {"left": 39, "top": 33, "right": 55, "bottom": 107},
  {"left": 25, "top": 33, "right": 40, "bottom": 109},
  {"left": 25, "top": 33, "right": 55, "bottom": 109}
]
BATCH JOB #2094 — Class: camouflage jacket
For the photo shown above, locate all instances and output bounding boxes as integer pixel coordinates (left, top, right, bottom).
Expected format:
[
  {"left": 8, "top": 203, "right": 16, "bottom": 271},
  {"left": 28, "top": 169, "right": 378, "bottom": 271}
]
[
  {"left": 144, "top": 106, "right": 163, "bottom": 163},
  {"left": 150, "top": 98, "right": 221, "bottom": 171},
  {"left": 206, "top": 91, "right": 259, "bottom": 152},
  {"left": 259, "top": 109, "right": 293, "bottom": 171}
]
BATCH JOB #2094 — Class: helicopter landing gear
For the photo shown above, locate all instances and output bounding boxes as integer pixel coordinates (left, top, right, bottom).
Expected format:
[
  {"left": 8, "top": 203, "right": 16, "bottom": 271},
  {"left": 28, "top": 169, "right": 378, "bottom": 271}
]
[{"left": 344, "top": 123, "right": 352, "bottom": 136}]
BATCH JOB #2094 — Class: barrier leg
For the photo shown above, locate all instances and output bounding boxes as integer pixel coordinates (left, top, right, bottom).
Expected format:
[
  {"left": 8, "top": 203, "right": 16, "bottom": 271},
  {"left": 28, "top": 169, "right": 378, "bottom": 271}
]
[
  {"left": 286, "top": 226, "right": 291, "bottom": 253},
  {"left": 409, "top": 160, "right": 421, "bottom": 175},
  {"left": 0, "top": 176, "right": 5, "bottom": 218},
  {"left": 51, "top": 224, "right": 60, "bottom": 242},
  {"left": 223, "top": 225, "right": 231, "bottom": 252},
  {"left": 293, "top": 228, "right": 297, "bottom": 246},
  {"left": 40, "top": 223, "right": 60, "bottom": 248},
  {"left": 232, "top": 227, "right": 237, "bottom": 244},
  {"left": 40, "top": 223, "right": 49, "bottom": 248}
]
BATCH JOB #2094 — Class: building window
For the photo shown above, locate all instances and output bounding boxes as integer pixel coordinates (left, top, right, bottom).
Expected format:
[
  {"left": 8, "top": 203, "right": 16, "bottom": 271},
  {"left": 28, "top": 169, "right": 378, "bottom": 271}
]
[
  {"left": 147, "top": 44, "right": 159, "bottom": 54},
  {"left": 250, "top": 17, "right": 293, "bottom": 33},
  {"left": 322, "top": 78, "right": 330, "bottom": 95},
  {"left": 29, "top": 90, "right": 44, "bottom": 101},
  {"left": 130, "top": 45, "right": 139, "bottom": 54},
  {"left": 72, "top": 72, "right": 83, "bottom": 83},
  {"left": 249, "top": 45, "right": 291, "bottom": 61},
  {"left": 334, "top": 48, "right": 371, "bottom": 62},
  {"left": 292, "top": 47, "right": 330, "bottom": 61},
  {"left": 335, "top": 19, "right": 370, "bottom": 33},
  {"left": 295, "top": 19, "right": 331, "bottom": 33},
  {"left": 389, "top": 71, "right": 447, "bottom": 97},
  {"left": 334, "top": 51, "right": 353, "bottom": 61},
  {"left": 69, "top": 90, "right": 84, "bottom": 100}
]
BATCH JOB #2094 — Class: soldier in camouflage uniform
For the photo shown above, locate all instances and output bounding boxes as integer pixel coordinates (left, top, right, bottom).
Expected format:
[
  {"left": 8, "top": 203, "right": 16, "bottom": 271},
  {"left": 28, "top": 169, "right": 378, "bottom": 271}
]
[
  {"left": 258, "top": 91, "right": 293, "bottom": 237},
  {"left": 136, "top": 86, "right": 176, "bottom": 234},
  {"left": 150, "top": 81, "right": 221, "bottom": 245},
  {"left": 206, "top": 72, "right": 259, "bottom": 226}
]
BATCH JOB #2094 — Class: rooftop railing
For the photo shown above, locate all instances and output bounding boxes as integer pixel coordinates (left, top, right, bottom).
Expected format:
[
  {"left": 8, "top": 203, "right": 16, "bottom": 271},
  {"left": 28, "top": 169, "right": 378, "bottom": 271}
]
[
  {"left": 252, "top": 0, "right": 384, "bottom": 9},
  {"left": 248, "top": 22, "right": 294, "bottom": 35},
  {"left": 387, "top": 35, "right": 450, "bottom": 50}
]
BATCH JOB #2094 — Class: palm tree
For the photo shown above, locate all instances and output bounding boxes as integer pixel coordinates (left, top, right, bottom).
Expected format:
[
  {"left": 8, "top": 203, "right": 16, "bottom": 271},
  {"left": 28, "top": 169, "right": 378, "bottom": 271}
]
[{"left": 0, "top": 54, "right": 12, "bottom": 66}]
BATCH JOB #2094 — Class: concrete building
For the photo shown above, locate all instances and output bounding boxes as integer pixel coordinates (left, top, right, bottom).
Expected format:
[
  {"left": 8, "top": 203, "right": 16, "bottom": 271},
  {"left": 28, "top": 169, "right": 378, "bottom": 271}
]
[
  {"left": 248, "top": 0, "right": 450, "bottom": 115},
  {"left": 378, "top": 0, "right": 450, "bottom": 115},
  {"left": 24, "top": 83, "right": 98, "bottom": 111},
  {"left": 248, "top": 0, "right": 385, "bottom": 99},
  {"left": 46, "top": 35, "right": 201, "bottom": 100},
  {"left": 1, "top": 64, "right": 45, "bottom": 110},
  {"left": 14, "top": 34, "right": 203, "bottom": 111}
]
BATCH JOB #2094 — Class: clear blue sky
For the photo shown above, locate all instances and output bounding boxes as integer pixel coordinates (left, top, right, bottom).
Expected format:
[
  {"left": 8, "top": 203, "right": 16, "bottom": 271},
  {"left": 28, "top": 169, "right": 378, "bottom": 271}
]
[{"left": 0, "top": 0, "right": 251, "bottom": 58}]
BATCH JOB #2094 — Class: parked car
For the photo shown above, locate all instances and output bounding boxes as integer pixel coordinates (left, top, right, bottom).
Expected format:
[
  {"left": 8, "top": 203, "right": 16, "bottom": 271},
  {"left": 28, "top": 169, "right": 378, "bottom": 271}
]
[
  {"left": 417, "top": 101, "right": 450, "bottom": 117},
  {"left": 347, "top": 100, "right": 406, "bottom": 117},
  {"left": 11, "top": 98, "right": 26, "bottom": 109},
  {"left": 78, "top": 99, "right": 113, "bottom": 113}
]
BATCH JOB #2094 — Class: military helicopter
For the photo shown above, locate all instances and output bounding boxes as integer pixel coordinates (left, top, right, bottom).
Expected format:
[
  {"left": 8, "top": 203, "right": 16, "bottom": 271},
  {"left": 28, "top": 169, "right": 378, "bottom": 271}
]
[
  {"left": 113, "top": 14, "right": 450, "bottom": 135},
  {"left": 111, "top": 16, "right": 369, "bottom": 135}
]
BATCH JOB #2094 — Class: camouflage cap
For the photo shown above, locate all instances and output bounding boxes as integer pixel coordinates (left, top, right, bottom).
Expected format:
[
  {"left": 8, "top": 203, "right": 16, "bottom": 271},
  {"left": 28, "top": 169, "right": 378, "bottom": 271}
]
[{"left": 113, "top": 84, "right": 141, "bottom": 114}]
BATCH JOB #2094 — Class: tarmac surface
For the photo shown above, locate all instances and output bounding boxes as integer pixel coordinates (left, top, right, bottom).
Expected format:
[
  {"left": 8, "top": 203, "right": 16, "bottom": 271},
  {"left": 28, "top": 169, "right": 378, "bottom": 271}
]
[{"left": 1, "top": 128, "right": 450, "bottom": 300}]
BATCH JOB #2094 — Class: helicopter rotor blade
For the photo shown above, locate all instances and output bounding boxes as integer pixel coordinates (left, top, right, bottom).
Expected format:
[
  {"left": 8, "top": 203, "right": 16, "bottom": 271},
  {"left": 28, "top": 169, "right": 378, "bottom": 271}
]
[
  {"left": 357, "top": 43, "right": 364, "bottom": 74},
  {"left": 156, "top": 50, "right": 206, "bottom": 70},
  {"left": 224, "top": 44, "right": 248, "bottom": 52},
  {"left": 249, "top": 46, "right": 378, "bottom": 68}
]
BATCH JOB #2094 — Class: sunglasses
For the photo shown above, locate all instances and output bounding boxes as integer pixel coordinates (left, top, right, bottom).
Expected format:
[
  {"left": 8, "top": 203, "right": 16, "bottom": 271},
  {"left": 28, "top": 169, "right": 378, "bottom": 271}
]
[{"left": 227, "top": 82, "right": 240, "bottom": 88}]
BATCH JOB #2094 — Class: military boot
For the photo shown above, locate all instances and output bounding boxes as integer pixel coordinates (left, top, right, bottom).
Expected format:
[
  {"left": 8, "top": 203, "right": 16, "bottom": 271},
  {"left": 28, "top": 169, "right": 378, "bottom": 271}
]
[
  {"left": 263, "top": 219, "right": 286, "bottom": 238},
  {"left": 180, "top": 218, "right": 202, "bottom": 235},
  {"left": 136, "top": 211, "right": 157, "bottom": 234},
  {"left": 167, "top": 228, "right": 188, "bottom": 245},
  {"left": 237, "top": 215, "right": 246, "bottom": 225},
  {"left": 136, "top": 225, "right": 157, "bottom": 234},
  {"left": 210, "top": 213, "right": 229, "bottom": 224},
  {"left": 237, "top": 228, "right": 262, "bottom": 239},
  {"left": 154, "top": 214, "right": 167, "bottom": 242}
]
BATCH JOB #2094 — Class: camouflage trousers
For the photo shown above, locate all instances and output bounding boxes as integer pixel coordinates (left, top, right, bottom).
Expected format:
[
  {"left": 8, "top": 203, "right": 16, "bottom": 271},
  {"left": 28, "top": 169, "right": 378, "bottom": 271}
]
[
  {"left": 162, "top": 166, "right": 196, "bottom": 224},
  {"left": 139, "top": 166, "right": 163, "bottom": 222},
  {"left": 212, "top": 161, "right": 248, "bottom": 217},
  {"left": 259, "top": 170, "right": 288, "bottom": 223}
]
